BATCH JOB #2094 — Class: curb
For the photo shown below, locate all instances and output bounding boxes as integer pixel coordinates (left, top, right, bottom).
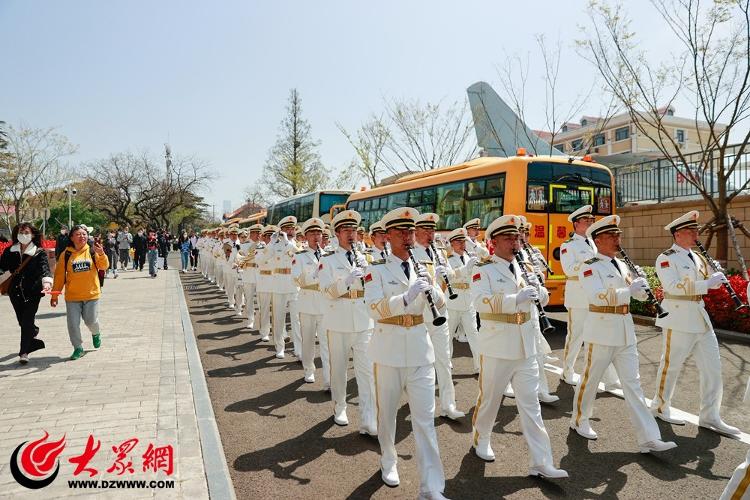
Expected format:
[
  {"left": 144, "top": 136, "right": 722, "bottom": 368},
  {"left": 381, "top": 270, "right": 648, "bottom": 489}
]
[
  {"left": 175, "top": 272, "right": 237, "bottom": 500},
  {"left": 631, "top": 314, "right": 750, "bottom": 345}
]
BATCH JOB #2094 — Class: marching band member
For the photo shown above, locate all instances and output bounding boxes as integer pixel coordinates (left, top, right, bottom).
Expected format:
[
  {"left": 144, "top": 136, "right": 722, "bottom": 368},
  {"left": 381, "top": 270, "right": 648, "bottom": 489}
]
[
  {"left": 322, "top": 228, "right": 333, "bottom": 252},
  {"left": 238, "top": 225, "right": 262, "bottom": 328},
  {"left": 366, "top": 221, "right": 390, "bottom": 260},
  {"left": 463, "top": 218, "right": 490, "bottom": 262},
  {"left": 270, "top": 216, "right": 300, "bottom": 359},
  {"left": 224, "top": 226, "right": 241, "bottom": 310},
  {"left": 231, "top": 229, "right": 248, "bottom": 316},
  {"left": 719, "top": 369, "right": 750, "bottom": 499},
  {"left": 571, "top": 215, "right": 677, "bottom": 454},
  {"left": 214, "top": 228, "right": 227, "bottom": 291},
  {"left": 256, "top": 226, "right": 276, "bottom": 342},
  {"left": 318, "top": 210, "right": 376, "bottom": 434},
  {"left": 365, "top": 207, "right": 447, "bottom": 497},
  {"left": 471, "top": 215, "right": 567, "bottom": 478},
  {"left": 445, "top": 228, "right": 480, "bottom": 373},
  {"left": 651, "top": 210, "right": 740, "bottom": 434},
  {"left": 413, "top": 213, "right": 464, "bottom": 420}
]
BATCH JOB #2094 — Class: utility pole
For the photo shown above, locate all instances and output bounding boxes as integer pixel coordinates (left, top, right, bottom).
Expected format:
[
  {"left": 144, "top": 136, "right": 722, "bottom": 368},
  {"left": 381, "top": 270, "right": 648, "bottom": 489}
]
[{"left": 63, "top": 186, "right": 77, "bottom": 228}]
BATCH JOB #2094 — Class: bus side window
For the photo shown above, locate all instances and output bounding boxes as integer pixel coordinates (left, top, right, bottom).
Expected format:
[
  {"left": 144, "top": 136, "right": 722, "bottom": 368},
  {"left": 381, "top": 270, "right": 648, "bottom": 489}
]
[{"left": 436, "top": 182, "right": 464, "bottom": 230}]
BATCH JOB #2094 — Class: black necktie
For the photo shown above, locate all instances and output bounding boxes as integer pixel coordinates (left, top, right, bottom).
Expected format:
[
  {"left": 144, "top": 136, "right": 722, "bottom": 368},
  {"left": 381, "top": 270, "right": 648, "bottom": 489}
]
[
  {"left": 687, "top": 252, "right": 696, "bottom": 265},
  {"left": 509, "top": 263, "right": 516, "bottom": 278},
  {"left": 346, "top": 250, "right": 353, "bottom": 265},
  {"left": 426, "top": 247, "right": 433, "bottom": 262},
  {"left": 585, "top": 239, "right": 592, "bottom": 247},
  {"left": 314, "top": 249, "right": 321, "bottom": 261},
  {"left": 401, "top": 261, "right": 410, "bottom": 279},
  {"left": 611, "top": 259, "right": 622, "bottom": 276},
  {"left": 381, "top": 250, "right": 386, "bottom": 259},
  {"left": 460, "top": 254, "right": 465, "bottom": 264}
]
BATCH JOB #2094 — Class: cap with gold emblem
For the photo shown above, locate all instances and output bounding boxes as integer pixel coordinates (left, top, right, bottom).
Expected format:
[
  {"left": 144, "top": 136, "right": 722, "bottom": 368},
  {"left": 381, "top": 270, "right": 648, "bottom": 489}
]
[
  {"left": 331, "top": 210, "right": 361, "bottom": 231},
  {"left": 357, "top": 226, "right": 365, "bottom": 233},
  {"left": 463, "top": 218, "right": 481, "bottom": 230},
  {"left": 416, "top": 213, "right": 439, "bottom": 229},
  {"left": 486, "top": 215, "right": 520, "bottom": 239},
  {"left": 302, "top": 217, "right": 325, "bottom": 233},
  {"left": 382, "top": 207, "right": 420, "bottom": 230},
  {"left": 586, "top": 214, "right": 622, "bottom": 239},
  {"left": 262, "top": 225, "right": 278, "bottom": 236},
  {"left": 517, "top": 215, "right": 531, "bottom": 232},
  {"left": 323, "top": 228, "right": 332, "bottom": 238},
  {"left": 278, "top": 216, "right": 297, "bottom": 229},
  {"left": 369, "top": 221, "right": 385, "bottom": 235},
  {"left": 229, "top": 226, "right": 239, "bottom": 234},
  {"left": 248, "top": 223, "right": 263, "bottom": 233},
  {"left": 568, "top": 205, "right": 595, "bottom": 223},
  {"left": 665, "top": 210, "right": 699, "bottom": 234},
  {"left": 447, "top": 228, "right": 467, "bottom": 242}
]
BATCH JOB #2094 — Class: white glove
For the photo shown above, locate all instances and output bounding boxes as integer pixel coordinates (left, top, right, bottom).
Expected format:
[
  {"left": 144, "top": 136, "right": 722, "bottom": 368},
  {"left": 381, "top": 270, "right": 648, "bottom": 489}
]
[
  {"left": 465, "top": 256, "right": 478, "bottom": 269},
  {"left": 629, "top": 277, "right": 649, "bottom": 295},
  {"left": 515, "top": 286, "right": 539, "bottom": 306},
  {"left": 345, "top": 268, "right": 364, "bottom": 285},
  {"left": 525, "top": 273, "right": 540, "bottom": 288},
  {"left": 356, "top": 255, "right": 367, "bottom": 268},
  {"left": 707, "top": 271, "right": 727, "bottom": 289},
  {"left": 405, "top": 277, "right": 431, "bottom": 304},
  {"left": 281, "top": 231, "right": 289, "bottom": 242},
  {"left": 634, "top": 265, "right": 645, "bottom": 277},
  {"left": 435, "top": 265, "right": 447, "bottom": 277}
]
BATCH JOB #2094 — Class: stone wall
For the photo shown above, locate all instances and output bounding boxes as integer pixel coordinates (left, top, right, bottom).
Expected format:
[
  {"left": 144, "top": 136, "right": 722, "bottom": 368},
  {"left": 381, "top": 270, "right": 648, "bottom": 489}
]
[{"left": 618, "top": 194, "right": 750, "bottom": 266}]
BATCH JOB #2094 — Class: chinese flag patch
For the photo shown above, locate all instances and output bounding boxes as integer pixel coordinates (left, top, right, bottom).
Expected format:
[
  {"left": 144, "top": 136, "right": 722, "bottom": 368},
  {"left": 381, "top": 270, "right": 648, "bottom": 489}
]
[
  {"left": 561, "top": 248, "right": 568, "bottom": 255},
  {"left": 660, "top": 261, "right": 670, "bottom": 268},
  {"left": 364, "top": 273, "right": 373, "bottom": 283},
  {"left": 472, "top": 273, "right": 481, "bottom": 282},
  {"left": 292, "top": 259, "right": 296, "bottom": 265},
  {"left": 318, "top": 263, "right": 323, "bottom": 271},
  {"left": 583, "top": 269, "right": 593, "bottom": 278}
]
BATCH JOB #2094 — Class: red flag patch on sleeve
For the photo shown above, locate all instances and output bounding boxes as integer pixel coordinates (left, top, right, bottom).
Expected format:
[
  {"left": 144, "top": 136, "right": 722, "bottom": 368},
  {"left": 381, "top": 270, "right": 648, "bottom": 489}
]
[
  {"left": 660, "top": 261, "right": 670, "bottom": 268},
  {"left": 561, "top": 248, "right": 567, "bottom": 254},
  {"left": 318, "top": 263, "right": 323, "bottom": 271},
  {"left": 472, "top": 273, "right": 481, "bottom": 282},
  {"left": 583, "top": 269, "right": 593, "bottom": 278},
  {"left": 364, "top": 273, "right": 373, "bottom": 283}
]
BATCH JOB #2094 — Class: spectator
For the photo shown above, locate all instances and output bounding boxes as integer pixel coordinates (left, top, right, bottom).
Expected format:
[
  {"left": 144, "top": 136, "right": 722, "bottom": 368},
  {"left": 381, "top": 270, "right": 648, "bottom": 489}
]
[
  {"left": 54, "top": 225, "right": 69, "bottom": 258},
  {"left": 117, "top": 226, "right": 133, "bottom": 271},
  {"left": 147, "top": 229, "right": 159, "bottom": 278},
  {"left": 0, "top": 222, "right": 52, "bottom": 364},
  {"left": 158, "top": 228, "right": 171, "bottom": 270},
  {"left": 51, "top": 224, "right": 109, "bottom": 360},
  {"left": 133, "top": 228, "right": 147, "bottom": 271},
  {"left": 103, "top": 229, "right": 119, "bottom": 278},
  {"left": 189, "top": 230, "right": 199, "bottom": 271},
  {"left": 178, "top": 230, "right": 191, "bottom": 273}
]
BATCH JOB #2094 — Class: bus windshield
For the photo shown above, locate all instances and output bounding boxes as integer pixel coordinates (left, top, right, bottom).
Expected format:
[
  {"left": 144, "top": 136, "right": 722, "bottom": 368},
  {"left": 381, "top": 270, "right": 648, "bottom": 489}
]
[
  {"left": 320, "top": 193, "right": 350, "bottom": 215},
  {"left": 526, "top": 161, "right": 613, "bottom": 215}
]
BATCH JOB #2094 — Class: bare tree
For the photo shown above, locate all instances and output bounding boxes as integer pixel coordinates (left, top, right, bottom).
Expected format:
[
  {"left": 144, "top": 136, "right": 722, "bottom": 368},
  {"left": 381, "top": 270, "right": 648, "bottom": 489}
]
[
  {"left": 80, "top": 152, "right": 145, "bottom": 226},
  {"left": 0, "top": 125, "right": 77, "bottom": 231},
  {"left": 581, "top": 0, "right": 750, "bottom": 262},
  {"left": 243, "top": 182, "right": 272, "bottom": 207},
  {"left": 336, "top": 116, "right": 390, "bottom": 186},
  {"left": 262, "top": 89, "right": 328, "bottom": 198},
  {"left": 0, "top": 121, "right": 7, "bottom": 150}
]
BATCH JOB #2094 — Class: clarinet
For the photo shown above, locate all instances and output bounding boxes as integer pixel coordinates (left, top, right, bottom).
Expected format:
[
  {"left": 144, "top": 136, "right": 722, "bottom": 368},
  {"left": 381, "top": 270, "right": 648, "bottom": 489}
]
[
  {"left": 350, "top": 241, "right": 366, "bottom": 288},
  {"left": 695, "top": 240, "right": 748, "bottom": 310},
  {"left": 524, "top": 241, "right": 554, "bottom": 275},
  {"left": 617, "top": 246, "right": 669, "bottom": 318},
  {"left": 513, "top": 250, "right": 555, "bottom": 334},
  {"left": 407, "top": 247, "right": 447, "bottom": 326},
  {"left": 429, "top": 242, "right": 458, "bottom": 300}
]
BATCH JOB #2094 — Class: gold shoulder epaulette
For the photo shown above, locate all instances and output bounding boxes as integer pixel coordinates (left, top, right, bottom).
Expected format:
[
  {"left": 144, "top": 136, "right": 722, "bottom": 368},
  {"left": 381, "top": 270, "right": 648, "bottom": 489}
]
[
  {"left": 662, "top": 249, "right": 676, "bottom": 256},
  {"left": 476, "top": 261, "right": 491, "bottom": 267},
  {"left": 295, "top": 249, "right": 308, "bottom": 254},
  {"left": 371, "top": 259, "right": 386, "bottom": 265},
  {"left": 584, "top": 257, "right": 600, "bottom": 265},
  {"left": 563, "top": 238, "right": 573, "bottom": 244},
  {"left": 421, "top": 260, "right": 433, "bottom": 266}
]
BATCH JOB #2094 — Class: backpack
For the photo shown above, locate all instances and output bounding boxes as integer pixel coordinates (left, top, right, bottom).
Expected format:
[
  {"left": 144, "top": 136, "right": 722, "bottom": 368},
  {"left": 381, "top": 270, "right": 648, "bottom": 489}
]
[{"left": 64, "top": 245, "right": 105, "bottom": 288}]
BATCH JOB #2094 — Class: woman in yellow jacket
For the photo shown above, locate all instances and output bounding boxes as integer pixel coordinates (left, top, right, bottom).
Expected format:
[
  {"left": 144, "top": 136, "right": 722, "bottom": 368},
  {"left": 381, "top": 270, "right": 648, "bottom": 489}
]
[{"left": 51, "top": 225, "right": 109, "bottom": 360}]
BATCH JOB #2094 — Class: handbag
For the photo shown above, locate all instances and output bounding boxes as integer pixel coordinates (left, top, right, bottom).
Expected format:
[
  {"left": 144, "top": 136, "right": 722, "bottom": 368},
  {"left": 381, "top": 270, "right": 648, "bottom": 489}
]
[{"left": 0, "top": 255, "right": 32, "bottom": 296}]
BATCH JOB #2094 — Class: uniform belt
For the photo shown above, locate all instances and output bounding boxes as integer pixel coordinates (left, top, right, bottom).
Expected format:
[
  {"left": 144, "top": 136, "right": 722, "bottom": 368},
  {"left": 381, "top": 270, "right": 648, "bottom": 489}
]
[
  {"left": 566, "top": 275, "right": 579, "bottom": 281},
  {"left": 259, "top": 270, "right": 272, "bottom": 275},
  {"left": 478, "top": 312, "right": 531, "bottom": 325},
  {"left": 589, "top": 304, "right": 630, "bottom": 314},
  {"left": 274, "top": 268, "right": 291, "bottom": 274},
  {"left": 301, "top": 284, "right": 319, "bottom": 291},
  {"left": 663, "top": 293, "right": 704, "bottom": 301},
  {"left": 452, "top": 283, "right": 470, "bottom": 290},
  {"left": 378, "top": 314, "right": 424, "bottom": 327},
  {"left": 338, "top": 290, "right": 364, "bottom": 299},
  {"left": 246, "top": 263, "right": 257, "bottom": 268}
]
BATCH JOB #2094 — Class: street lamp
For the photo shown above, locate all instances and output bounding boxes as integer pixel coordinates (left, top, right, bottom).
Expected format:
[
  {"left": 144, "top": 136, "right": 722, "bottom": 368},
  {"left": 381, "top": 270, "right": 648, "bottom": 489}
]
[{"left": 63, "top": 186, "right": 77, "bottom": 228}]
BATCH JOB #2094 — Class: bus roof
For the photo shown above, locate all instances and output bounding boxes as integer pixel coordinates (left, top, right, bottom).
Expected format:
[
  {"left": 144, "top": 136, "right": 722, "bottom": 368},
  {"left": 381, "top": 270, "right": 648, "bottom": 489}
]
[
  {"left": 268, "top": 190, "right": 353, "bottom": 204},
  {"left": 347, "top": 155, "right": 611, "bottom": 201}
]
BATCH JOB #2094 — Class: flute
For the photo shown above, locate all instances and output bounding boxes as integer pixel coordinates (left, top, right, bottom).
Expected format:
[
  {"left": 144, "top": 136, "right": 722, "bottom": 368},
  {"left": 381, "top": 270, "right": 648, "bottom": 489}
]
[
  {"left": 695, "top": 240, "right": 748, "bottom": 310},
  {"left": 407, "top": 246, "right": 447, "bottom": 326},
  {"left": 429, "top": 242, "right": 458, "bottom": 300},
  {"left": 617, "top": 246, "right": 669, "bottom": 318},
  {"left": 513, "top": 250, "right": 555, "bottom": 334}
]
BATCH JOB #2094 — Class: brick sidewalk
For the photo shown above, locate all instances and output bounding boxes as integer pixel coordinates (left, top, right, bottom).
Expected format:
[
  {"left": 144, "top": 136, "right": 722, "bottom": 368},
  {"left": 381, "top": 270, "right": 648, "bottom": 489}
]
[{"left": 0, "top": 269, "right": 215, "bottom": 498}]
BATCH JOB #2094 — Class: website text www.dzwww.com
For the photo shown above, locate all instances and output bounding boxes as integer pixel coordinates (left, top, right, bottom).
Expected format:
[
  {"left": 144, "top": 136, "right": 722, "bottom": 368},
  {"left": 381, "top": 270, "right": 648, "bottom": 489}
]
[{"left": 68, "top": 479, "right": 175, "bottom": 489}]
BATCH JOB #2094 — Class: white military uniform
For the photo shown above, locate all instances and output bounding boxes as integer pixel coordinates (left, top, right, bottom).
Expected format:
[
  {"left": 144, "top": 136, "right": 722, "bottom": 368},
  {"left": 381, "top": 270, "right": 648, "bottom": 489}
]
[
  {"left": 365, "top": 207, "right": 446, "bottom": 495},
  {"left": 446, "top": 230, "right": 480, "bottom": 372},
  {"left": 318, "top": 210, "right": 376, "bottom": 432},
  {"left": 213, "top": 237, "right": 227, "bottom": 289},
  {"left": 270, "top": 219, "right": 299, "bottom": 358},
  {"left": 720, "top": 375, "right": 750, "bottom": 499},
  {"left": 255, "top": 228, "right": 276, "bottom": 340},
  {"left": 652, "top": 211, "right": 738, "bottom": 433},
  {"left": 225, "top": 235, "right": 241, "bottom": 308},
  {"left": 471, "top": 218, "right": 559, "bottom": 470},
  {"left": 239, "top": 227, "right": 262, "bottom": 329}
]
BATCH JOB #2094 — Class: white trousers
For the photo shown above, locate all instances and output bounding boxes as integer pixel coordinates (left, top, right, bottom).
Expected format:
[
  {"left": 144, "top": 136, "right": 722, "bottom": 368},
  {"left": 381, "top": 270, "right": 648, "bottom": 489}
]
[
  {"left": 215, "top": 259, "right": 225, "bottom": 289},
  {"left": 319, "top": 327, "right": 330, "bottom": 388},
  {"left": 652, "top": 328, "right": 724, "bottom": 421},
  {"left": 300, "top": 312, "right": 324, "bottom": 377},
  {"left": 572, "top": 342, "right": 661, "bottom": 445},
  {"left": 201, "top": 252, "right": 209, "bottom": 277},
  {"left": 225, "top": 266, "right": 238, "bottom": 305},
  {"left": 326, "top": 329, "right": 375, "bottom": 428},
  {"left": 429, "top": 322, "right": 457, "bottom": 411},
  {"left": 472, "top": 355, "right": 554, "bottom": 468},
  {"left": 720, "top": 448, "right": 750, "bottom": 500},
  {"left": 272, "top": 293, "right": 295, "bottom": 354},
  {"left": 257, "top": 291, "right": 272, "bottom": 337},
  {"left": 243, "top": 282, "right": 257, "bottom": 327},
  {"left": 374, "top": 364, "right": 445, "bottom": 495},
  {"left": 289, "top": 296, "right": 301, "bottom": 356},
  {"left": 563, "top": 307, "right": 619, "bottom": 385},
  {"left": 206, "top": 256, "right": 215, "bottom": 281},
  {"left": 448, "top": 308, "right": 479, "bottom": 371}
]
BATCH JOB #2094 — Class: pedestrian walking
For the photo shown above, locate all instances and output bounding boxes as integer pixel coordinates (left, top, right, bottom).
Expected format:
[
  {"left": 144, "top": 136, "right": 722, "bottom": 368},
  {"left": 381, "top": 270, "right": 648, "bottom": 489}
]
[
  {"left": 117, "top": 226, "right": 133, "bottom": 270},
  {"left": 159, "top": 229, "right": 171, "bottom": 270},
  {"left": 54, "top": 225, "right": 69, "bottom": 259},
  {"left": 50, "top": 224, "right": 109, "bottom": 360},
  {"left": 133, "top": 228, "right": 147, "bottom": 271},
  {"left": 147, "top": 229, "right": 159, "bottom": 277},
  {"left": 104, "top": 229, "right": 119, "bottom": 278},
  {"left": 0, "top": 222, "right": 52, "bottom": 364},
  {"left": 178, "top": 230, "right": 191, "bottom": 272},
  {"left": 189, "top": 230, "right": 199, "bottom": 271}
]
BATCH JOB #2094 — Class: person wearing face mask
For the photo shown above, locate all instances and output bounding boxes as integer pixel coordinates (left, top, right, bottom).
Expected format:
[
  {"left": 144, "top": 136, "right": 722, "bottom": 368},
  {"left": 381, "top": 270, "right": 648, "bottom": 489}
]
[
  {"left": 103, "top": 230, "right": 119, "bottom": 278},
  {"left": 178, "top": 230, "right": 191, "bottom": 273},
  {"left": 133, "top": 228, "right": 147, "bottom": 271},
  {"left": 0, "top": 222, "right": 52, "bottom": 364},
  {"left": 55, "top": 225, "right": 69, "bottom": 259}
]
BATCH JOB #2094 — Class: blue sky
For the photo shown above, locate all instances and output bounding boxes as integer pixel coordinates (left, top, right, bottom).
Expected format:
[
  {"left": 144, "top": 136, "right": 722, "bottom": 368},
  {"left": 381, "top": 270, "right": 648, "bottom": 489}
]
[{"left": 1, "top": 0, "right": 676, "bottom": 216}]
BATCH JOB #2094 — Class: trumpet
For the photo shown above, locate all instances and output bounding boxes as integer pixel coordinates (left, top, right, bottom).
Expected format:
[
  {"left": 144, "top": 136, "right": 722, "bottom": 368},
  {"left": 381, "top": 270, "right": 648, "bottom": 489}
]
[
  {"left": 695, "top": 240, "right": 748, "bottom": 310},
  {"left": 407, "top": 246, "right": 446, "bottom": 326},
  {"left": 429, "top": 242, "right": 458, "bottom": 300},
  {"left": 617, "top": 246, "right": 668, "bottom": 318},
  {"left": 513, "top": 250, "right": 555, "bottom": 334}
]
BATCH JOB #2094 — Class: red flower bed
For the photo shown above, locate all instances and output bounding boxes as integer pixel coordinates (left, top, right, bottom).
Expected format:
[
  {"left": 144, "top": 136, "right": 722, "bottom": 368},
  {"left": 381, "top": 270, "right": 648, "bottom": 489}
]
[{"left": 0, "top": 239, "right": 56, "bottom": 258}]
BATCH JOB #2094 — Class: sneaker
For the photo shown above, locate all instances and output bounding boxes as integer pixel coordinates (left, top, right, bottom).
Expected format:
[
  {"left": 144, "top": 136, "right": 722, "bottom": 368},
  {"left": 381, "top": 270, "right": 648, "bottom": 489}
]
[
  {"left": 92, "top": 334, "right": 101, "bottom": 349},
  {"left": 70, "top": 347, "right": 85, "bottom": 360},
  {"left": 19, "top": 354, "right": 29, "bottom": 364}
]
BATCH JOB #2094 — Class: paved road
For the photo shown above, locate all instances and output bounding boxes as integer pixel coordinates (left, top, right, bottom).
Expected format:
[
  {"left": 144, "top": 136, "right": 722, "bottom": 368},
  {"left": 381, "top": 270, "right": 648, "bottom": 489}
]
[{"left": 181, "top": 270, "right": 750, "bottom": 499}]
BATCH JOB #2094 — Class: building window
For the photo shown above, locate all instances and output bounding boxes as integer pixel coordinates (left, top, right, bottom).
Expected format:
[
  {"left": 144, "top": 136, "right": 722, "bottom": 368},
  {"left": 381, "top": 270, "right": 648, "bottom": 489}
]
[
  {"left": 571, "top": 139, "right": 583, "bottom": 151},
  {"left": 561, "top": 125, "right": 568, "bottom": 133},
  {"left": 676, "top": 129, "right": 685, "bottom": 143},
  {"left": 580, "top": 118, "right": 588, "bottom": 127},
  {"left": 593, "top": 133, "right": 605, "bottom": 146},
  {"left": 554, "top": 143, "right": 565, "bottom": 152},
  {"left": 615, "top": 126, "right": 630, "bottom": 141}
]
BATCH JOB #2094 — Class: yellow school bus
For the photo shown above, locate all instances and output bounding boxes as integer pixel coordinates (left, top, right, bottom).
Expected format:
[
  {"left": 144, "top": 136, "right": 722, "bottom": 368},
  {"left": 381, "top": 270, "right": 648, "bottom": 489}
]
[{"left": 344, "top": 152, "right": 614, "bottom": 305}]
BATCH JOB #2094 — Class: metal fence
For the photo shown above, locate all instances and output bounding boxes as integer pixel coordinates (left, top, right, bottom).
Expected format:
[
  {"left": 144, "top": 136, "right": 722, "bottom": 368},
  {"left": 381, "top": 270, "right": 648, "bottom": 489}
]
[{"left": 613, "top": 143, "right": 750, "bottom": 206}]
